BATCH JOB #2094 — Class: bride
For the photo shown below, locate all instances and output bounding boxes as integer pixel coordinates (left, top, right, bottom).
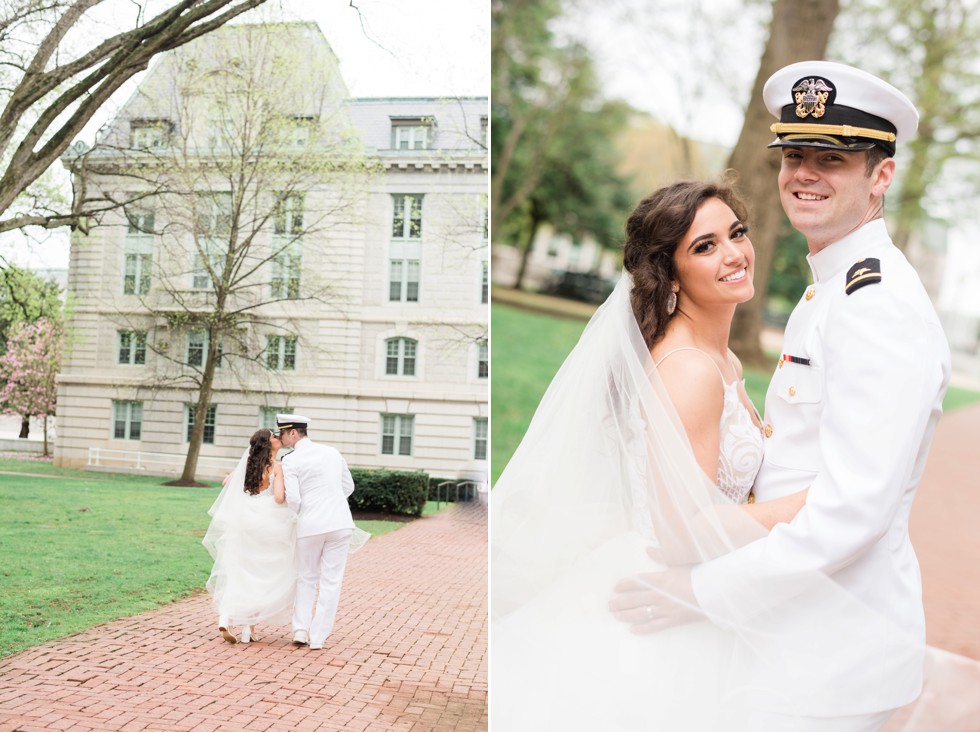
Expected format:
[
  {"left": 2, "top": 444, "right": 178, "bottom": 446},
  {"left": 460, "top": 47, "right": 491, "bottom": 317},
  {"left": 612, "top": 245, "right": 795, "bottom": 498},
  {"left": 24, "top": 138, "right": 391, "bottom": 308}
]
[
  {"left": 490, "top": 180, "right": 979, "bottom": 731},
  {"left": 203, "top": 428, "right": 298, "bottom": 644}
]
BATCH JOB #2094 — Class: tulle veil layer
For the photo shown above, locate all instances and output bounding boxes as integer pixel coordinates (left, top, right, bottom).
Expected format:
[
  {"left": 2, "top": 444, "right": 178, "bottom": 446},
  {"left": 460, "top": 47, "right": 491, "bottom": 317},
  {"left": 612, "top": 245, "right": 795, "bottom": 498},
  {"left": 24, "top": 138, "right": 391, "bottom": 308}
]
[
  {"left": 490, "top": 275, "right": 979, "bottom": 731},
  {"left": 203, "top": 451, "right": 298, "bottom": 626}
]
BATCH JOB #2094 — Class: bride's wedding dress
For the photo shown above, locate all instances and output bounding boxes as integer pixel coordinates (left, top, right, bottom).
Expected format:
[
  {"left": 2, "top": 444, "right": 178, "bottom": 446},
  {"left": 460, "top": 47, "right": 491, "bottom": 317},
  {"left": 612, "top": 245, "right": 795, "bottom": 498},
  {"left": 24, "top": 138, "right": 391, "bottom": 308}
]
[
  {"left": 491, "top": 275, "right": 980, "bottom": 731},
  {"left": 493, "top": 345, "right": 765, "bottom": 731},
  {"left": 203, "top": 454, "right": 298, "bottom": 627}
]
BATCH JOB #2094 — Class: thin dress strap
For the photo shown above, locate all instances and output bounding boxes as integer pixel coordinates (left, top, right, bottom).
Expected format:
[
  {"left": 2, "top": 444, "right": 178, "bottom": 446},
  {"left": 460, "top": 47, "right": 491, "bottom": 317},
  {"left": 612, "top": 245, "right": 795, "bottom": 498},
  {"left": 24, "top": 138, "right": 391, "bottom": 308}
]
[{"left": 654, "top": 347, "right": 727, "bottom": 384}]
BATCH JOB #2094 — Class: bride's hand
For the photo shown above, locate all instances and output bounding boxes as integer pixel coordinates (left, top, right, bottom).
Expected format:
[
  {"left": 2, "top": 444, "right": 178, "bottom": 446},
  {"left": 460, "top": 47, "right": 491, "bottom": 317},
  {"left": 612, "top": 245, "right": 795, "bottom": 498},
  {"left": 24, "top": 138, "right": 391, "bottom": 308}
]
[{"left": 609, "top": 568, "right": 704, "bottom": 634}]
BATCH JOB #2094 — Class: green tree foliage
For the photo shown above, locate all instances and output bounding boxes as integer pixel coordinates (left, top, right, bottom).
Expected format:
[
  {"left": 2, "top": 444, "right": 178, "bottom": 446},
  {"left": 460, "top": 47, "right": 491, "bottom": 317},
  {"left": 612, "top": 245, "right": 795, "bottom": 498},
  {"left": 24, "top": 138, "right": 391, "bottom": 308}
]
[
  {"left": 0, "top": 262, "right": 63, "bottom": 352},
  {"left": 765, "top": 223, "right": 813, "bottom": 324},
  {"left": 832, "top": 0, "right": 980, "bottom": 251},
  {"left": 491, "top": 0, "right": 632, "bottom": 288}
]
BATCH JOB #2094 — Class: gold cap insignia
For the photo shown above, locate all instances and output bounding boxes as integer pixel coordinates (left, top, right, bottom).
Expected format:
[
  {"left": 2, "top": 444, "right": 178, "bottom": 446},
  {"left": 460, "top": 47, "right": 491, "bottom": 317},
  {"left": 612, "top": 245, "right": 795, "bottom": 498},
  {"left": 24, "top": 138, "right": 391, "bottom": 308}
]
[{"left": 793, "top": 77, "right": 834, "bottom": 119}]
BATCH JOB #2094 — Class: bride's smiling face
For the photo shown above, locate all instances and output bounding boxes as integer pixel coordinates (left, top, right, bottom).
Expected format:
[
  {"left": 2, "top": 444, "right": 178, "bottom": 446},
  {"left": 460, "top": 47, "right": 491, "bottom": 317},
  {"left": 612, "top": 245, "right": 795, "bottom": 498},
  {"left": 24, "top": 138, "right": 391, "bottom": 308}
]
[{"left": 672, "top": 197, "right": 755, "bottom": 309}]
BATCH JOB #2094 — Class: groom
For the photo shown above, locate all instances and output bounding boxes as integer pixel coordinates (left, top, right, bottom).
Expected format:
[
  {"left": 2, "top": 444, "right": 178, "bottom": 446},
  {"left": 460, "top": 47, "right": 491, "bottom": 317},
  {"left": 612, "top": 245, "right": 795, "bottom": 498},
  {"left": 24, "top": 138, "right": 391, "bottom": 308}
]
[
  {"left": 612, "top": 62, "right": 951, "bottom": 730},
  {"left": 276, "top": 413, "right": 356, "bottom": 651}
]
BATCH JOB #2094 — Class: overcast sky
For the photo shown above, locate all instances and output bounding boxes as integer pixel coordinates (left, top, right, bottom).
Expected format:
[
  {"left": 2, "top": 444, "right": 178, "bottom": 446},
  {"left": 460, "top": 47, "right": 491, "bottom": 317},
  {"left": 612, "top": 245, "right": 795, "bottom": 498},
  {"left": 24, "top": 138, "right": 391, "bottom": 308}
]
[{"left": 0, "top": 0, "right": 488, "bottom": 272}]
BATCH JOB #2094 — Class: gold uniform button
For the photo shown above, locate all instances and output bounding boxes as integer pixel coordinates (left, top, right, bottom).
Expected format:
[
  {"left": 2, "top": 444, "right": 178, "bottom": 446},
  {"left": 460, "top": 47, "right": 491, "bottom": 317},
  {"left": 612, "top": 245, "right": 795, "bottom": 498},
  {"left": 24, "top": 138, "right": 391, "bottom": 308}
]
[
  {"left": 789, "top": 386, "right": 797, "bottom": 397},
  {"left": 764, "top": 424, "right": 773, "bottom": 438},
  {"left": 805, "top": 288, "right": 815, "bottom": 301}
]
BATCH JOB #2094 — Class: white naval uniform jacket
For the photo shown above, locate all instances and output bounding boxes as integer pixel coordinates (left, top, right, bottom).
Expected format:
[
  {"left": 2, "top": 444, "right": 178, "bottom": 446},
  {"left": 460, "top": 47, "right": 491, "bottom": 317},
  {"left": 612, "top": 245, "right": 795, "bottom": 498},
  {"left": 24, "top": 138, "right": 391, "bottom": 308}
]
[
  {"left": 691, "top": 219, "right": 951, "bottom": 715},
  {"left": 282, "top": 437, "right": 356, "bottom": 539}
]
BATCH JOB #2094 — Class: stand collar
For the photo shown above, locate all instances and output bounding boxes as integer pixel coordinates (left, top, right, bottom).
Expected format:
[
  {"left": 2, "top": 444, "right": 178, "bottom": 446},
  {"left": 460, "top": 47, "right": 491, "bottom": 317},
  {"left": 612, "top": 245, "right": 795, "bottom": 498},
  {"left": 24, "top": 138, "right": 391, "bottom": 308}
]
[{"left": 806, "top": 219, "right": 889, "bottom": 283}]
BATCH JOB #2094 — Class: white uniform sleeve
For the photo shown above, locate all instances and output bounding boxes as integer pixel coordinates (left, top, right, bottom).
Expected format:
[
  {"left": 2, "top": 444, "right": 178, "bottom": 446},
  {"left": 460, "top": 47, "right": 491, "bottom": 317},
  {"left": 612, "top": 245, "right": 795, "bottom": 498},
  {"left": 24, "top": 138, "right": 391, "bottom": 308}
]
[
  {"left": 692, "top": 285, "right": 945, "bottom": 623},
  {"left": 283, "top": 455, "right": 301, "bottom": 513},
  {"left": 341, "top": 458, "right": 355, "bottom": 498}
]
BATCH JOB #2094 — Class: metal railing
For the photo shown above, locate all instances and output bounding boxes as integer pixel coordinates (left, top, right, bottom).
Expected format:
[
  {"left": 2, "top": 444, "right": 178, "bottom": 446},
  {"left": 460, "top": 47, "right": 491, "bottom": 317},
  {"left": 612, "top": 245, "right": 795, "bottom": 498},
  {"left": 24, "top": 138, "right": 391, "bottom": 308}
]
[
  {"left": 87, "top": 448, "right": 240, "bottom": 479},
  {"left": 435, "top": 480, "right": 483, "bottom": 508}
]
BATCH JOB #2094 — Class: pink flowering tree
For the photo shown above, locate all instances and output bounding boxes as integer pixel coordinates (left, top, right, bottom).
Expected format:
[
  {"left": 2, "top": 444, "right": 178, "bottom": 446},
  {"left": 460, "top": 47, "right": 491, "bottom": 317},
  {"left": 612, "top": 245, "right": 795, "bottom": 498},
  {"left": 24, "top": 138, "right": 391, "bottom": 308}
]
[{"left": 0, "top": 318, "right": 65, "bottom": 456}]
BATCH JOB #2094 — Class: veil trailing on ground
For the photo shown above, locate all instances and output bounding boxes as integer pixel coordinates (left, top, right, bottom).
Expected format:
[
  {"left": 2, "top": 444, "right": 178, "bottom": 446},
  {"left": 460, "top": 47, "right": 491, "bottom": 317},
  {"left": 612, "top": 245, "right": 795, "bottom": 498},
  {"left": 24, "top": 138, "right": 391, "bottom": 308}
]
[{"left": 490, "top": 274, "right": 979, "bottom": 731}]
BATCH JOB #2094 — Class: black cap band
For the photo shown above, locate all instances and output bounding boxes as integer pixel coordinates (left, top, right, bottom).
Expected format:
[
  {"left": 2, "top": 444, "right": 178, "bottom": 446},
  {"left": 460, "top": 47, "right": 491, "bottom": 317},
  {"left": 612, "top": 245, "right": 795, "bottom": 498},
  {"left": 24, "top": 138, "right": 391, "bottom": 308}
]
[{"left": 772, "top": 103, "right": 897, "bottom": 156}]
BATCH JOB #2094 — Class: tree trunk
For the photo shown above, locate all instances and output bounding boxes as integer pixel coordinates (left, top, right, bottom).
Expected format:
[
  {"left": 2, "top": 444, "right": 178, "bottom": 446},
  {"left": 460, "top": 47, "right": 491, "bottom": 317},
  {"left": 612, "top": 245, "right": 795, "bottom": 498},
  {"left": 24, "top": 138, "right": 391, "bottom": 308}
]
[
  {"left": 18, "top": 416, "right": 29, "bottom": 438},
  {"left": 514, "top": 215, "right": 543, "bottom": 290},
  {"left": 179, "top": 333, "right": 221, "bottom": 484},
  {"left": 726, "top": 0, "right": 840, "bottom": 367},
  {"left": 42, "top": 413, "right": 49, "bottom": 457}
]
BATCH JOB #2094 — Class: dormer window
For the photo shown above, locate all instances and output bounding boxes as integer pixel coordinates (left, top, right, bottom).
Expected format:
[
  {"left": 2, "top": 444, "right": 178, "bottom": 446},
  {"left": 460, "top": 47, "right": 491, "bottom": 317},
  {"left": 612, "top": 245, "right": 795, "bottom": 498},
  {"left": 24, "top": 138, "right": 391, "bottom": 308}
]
[
  {"left": 391, "top": 117, "right": 433, "bottom": 150},
  {"left": 130, "top": 119, "right": 174, "bottom": 149}
]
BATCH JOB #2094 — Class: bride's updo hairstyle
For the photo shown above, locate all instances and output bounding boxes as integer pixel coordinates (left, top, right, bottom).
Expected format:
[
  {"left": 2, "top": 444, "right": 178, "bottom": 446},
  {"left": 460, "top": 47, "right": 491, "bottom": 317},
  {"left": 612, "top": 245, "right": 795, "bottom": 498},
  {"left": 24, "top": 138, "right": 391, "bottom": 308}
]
[
  {"left": 244, "top": 428, "right": 274, "bottom": 495},
  {"left": 623, "top": 178, "right": 748, "bottom": 349}
]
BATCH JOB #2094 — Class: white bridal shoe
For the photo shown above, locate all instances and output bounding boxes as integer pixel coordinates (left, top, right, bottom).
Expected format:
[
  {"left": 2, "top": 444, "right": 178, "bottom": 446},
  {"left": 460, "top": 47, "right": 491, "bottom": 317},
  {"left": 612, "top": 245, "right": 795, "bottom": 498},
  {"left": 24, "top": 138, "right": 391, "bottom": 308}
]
[
  {"left": 240, "top": 626, "right": 252, "bottom": 644},
  {"left": 218, "top": 626, "right": 238, "bottom": 644},
  {"left": 292, "top": 629, "right": 309, "bottom": 646}
]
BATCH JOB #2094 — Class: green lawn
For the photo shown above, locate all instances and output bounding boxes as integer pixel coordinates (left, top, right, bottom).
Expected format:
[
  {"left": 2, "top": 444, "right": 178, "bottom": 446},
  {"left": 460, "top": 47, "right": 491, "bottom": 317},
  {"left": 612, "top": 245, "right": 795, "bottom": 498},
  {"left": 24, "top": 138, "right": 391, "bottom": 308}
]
[
  {"left": 0, "top": 459, "right": 438, "bottom": 658},
  {"left": 491, "top": 303, "right": 980, "bottom": 483}
]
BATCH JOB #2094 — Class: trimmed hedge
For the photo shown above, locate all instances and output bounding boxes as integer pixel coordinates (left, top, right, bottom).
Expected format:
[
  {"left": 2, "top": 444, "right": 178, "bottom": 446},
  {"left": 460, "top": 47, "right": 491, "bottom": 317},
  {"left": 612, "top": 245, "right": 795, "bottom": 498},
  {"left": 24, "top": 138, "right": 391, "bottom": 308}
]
[{"left": 349, "top": 468, "right": 428, "bottom": 517}]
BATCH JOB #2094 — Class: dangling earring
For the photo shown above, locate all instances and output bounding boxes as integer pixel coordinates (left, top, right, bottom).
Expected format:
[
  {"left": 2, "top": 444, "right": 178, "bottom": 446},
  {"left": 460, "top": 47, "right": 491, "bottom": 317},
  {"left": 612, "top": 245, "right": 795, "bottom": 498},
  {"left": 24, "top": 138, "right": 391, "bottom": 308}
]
[{"left": 666, "top": 289, "right": 677, "bottom": 316}]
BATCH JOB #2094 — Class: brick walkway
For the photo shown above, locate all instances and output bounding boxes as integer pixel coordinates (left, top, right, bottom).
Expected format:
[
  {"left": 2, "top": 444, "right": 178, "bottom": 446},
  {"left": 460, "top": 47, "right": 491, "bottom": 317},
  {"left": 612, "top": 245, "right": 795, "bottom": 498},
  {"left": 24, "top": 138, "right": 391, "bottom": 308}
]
[
  {"left": 910, "top": 401, "right": 980, "bottom": 661},
  {"left": 0, "top": 502, "right": 487, "bottom": 732}
]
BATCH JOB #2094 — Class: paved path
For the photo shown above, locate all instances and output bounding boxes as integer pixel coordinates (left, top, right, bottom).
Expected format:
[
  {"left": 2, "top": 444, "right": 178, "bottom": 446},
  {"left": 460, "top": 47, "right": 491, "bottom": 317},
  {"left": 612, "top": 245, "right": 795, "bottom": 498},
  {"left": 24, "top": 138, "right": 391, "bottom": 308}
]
[
  {"left": 911, "top": 401, "right": 980, "bottom": 661},
  {"left": 0, "top": 502, "right": 487, "bottom": 732}
]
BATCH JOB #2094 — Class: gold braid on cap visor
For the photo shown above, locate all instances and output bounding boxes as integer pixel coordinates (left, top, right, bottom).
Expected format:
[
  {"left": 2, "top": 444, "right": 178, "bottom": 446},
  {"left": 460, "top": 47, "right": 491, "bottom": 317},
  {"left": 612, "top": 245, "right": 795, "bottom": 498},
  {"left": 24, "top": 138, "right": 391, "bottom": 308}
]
[{"left": 770, "top": 122, "right": 897, "bottom": 142}]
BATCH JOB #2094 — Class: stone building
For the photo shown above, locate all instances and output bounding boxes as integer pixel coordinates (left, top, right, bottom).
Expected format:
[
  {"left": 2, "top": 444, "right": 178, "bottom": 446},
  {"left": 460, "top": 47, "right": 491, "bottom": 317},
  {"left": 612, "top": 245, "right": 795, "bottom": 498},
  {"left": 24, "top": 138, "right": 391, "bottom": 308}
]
[{"left": 54, "top": 22, "right": 488, "bottom": 482}]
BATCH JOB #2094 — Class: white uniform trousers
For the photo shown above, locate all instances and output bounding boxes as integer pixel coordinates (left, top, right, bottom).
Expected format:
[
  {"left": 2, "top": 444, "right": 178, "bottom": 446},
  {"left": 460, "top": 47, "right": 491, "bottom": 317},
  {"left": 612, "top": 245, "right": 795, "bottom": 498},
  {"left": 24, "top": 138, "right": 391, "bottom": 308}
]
[
  {"left": 293, "top": 528, "right": 354, "bottom": 645},
  {"left": 728, "top": 708, "right": 895, "bottom": 732}
]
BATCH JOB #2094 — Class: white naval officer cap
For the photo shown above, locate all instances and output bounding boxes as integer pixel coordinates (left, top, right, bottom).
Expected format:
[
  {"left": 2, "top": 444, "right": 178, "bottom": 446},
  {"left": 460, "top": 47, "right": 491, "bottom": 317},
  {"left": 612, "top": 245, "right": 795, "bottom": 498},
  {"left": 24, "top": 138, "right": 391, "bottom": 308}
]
[
  {"left": 275, "top": 413, "right": 310, "bottom": 432},
  {"left": 763, "top": 60, "right": 918, "bottom": 157}
]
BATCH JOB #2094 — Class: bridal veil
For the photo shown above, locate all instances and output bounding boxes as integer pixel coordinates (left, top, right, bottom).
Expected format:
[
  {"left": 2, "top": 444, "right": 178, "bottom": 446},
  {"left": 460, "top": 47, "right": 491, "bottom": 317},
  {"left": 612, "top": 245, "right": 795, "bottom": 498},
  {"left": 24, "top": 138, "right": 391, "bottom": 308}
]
[{"left": 490, "top": 274, "right": 979, "bottom": 730}]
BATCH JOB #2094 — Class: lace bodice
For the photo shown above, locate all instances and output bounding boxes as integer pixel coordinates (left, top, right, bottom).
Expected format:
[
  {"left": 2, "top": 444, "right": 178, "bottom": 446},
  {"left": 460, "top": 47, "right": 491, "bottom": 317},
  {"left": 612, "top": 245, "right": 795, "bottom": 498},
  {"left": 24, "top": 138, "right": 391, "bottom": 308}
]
[{"left": 716, "top": 379, "right": 764, "bottom": 503}]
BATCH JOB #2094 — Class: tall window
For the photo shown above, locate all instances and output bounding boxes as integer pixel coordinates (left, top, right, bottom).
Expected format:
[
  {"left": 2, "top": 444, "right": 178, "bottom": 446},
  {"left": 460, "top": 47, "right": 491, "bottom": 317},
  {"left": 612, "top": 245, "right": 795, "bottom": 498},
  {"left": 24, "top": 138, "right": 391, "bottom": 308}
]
[
  {"left": 381, "top": 414, "right": 414, "bottom": 456},
  {"left": 117, "top": 330, "right": 147, "bottom": 365},
  {"left": 259, "top": 407, "right": 290, "bottom": 430},
  {"left": 186, "top": 330, "right": 221, "bottom": 368},
  {"left": 123, "top": 206, "right": 153, "bottom": 295},
  {"left": 270, "top": 246, "right": 302, "bottom": 299},
  {"left": 385, "top": 337, "right": 417, "bottom": 376},
  {"left": 130, "top": 119, "right": 173, "bottom": 149},
  {"left": 206, "top": 111, "right": 232, "bottom": 149},
  {"left": 274, "top": 194, "right": 304, "bottom": 236},
  {"left": 186, "top": 404, "right": 217, "bottom": 444},
  {"left": 113, "top": 400, "right": 143, "bottom": 440},
  {"left": 390, "top": 194, "right": 422, "bottom": 303},
  {"left": 481, "top": 206, "right": 489, "bottom": 304},
  {"left": 391, "top": 119, "right": 432, "bottom": 150},
  {"left": 474, "top": 418, "right": 488, "bottom": 461},
  {"left": 286, "top": 116, "right": 316, "bottom": 147},
  {"left": 477, "top": 340, "right": 488, "bottom": 379},
  {"left": 271, "top": 194, "right": 303, "bottom": 299},
  {"left": 186, "top": 330, "right": 206, "bottom": 367},
  {"left": 392, "top": 194, "right": 423, "bottom": 239},
  {"left": 266, "top": 335, "right": 297, "bottom": 371},
  {"left": 481, "top": 260, "right": 489, "bottom": 305},
  {"left": 389, "top": 260, "right": 420, "bottom": 303},
  {"left": 192, "top": 193, "right": 232, "bottom": 289}
]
